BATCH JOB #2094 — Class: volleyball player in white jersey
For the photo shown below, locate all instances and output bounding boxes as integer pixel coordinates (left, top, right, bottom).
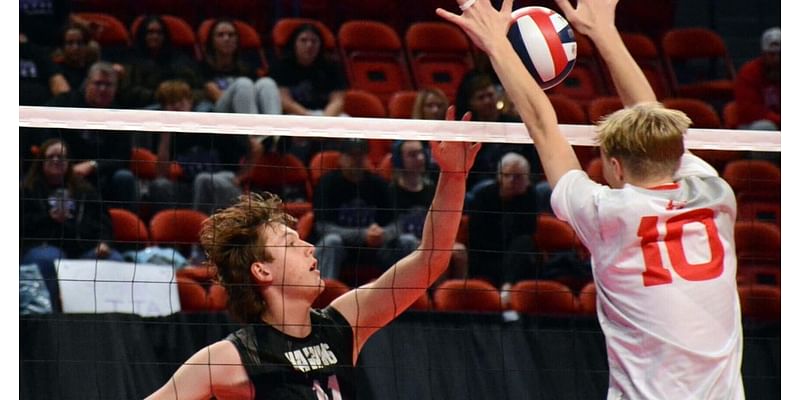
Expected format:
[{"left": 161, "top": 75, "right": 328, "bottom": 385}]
[{"left": 439, "top": 0, "right": 744, "bottom": 398}]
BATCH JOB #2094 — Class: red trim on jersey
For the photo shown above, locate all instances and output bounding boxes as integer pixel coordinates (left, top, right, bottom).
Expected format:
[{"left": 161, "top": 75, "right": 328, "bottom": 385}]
[
  {"left": 647, "top": 182, "right": 679, "bottom": 190},
  {"left": 530, "top": 12, "right": 568, "bottom": 75}
]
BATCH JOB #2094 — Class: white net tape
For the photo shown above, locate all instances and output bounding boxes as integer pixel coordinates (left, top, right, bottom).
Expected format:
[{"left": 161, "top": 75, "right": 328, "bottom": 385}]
[{"left": 19, "top": 106, "right": 781, "bottom": 152}]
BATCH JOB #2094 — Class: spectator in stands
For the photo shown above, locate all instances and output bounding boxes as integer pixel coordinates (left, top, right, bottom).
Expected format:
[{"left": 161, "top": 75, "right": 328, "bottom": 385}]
[
  {"left": 20, "top": 33, "right": 70, "bottom": 105},
  {"left": 200, "top": 18, "right": 281, "bottom": 114},
  {"left": 389, "top": 140, "right": 468, "bottom": 283},
  {"left": 118, "top": 15, "right": 205, "bottom": 109},
  {"left": 52, "top": 22, "right": 100, "bottom": 90},
  {"left": 455, "top": 70, "right": 540, "bottom": 189},
  {"left": 466, "top": 152, "right": 540, "bottom": 291},
  {"left": 47, "top": 62, "right": 138, "bottom": 209},
  {"left": 411, "top": 87, "right": 449, "bottom": 120},
  {"left": 150, "top": 80, "right": 256, "bottom": 215},
  {"left": 314, "top": 139, "right": 417, "bottom": 280},
  {"left": 21, "top": 138, "right": 123, "bottom": 311},
  {"left": 735, "top": 27, "right": 780, "bottom": 131},
  {"left": 271, "top": 23, "right": 348, "bottom": 116}
]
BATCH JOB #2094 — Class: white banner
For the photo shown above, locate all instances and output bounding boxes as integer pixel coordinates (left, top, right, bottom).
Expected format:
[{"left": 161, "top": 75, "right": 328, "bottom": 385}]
[{"left": 56, "top": 260, "right": 181, "bottom": 317}]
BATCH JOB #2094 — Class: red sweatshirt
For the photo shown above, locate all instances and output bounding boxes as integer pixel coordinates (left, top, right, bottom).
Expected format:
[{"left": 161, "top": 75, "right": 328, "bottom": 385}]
[{"left": 734, "top": 57, "right": 780, "bottom": 127}]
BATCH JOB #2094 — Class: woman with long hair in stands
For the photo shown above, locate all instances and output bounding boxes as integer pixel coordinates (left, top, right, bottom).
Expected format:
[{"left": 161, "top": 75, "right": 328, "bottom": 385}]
[
  {"left": 200, "top": 18, "right": 281, "bottom": 114},
  {"left": 118, "top": 15, "right": 204, "bottom": 109}
]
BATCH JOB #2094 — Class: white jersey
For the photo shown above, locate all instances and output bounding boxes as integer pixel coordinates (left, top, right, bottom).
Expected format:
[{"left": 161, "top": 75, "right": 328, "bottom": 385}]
[{"left": 551, "top": 153, "right": 744, "bottom": 400}]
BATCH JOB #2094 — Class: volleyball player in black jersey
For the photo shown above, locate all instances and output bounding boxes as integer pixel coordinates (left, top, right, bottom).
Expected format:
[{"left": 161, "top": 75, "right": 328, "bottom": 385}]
[{"left": 147, "top": 109, "right": 480, "bottom": 400}]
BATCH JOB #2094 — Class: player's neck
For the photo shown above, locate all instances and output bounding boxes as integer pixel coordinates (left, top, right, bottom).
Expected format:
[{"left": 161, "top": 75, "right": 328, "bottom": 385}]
[
  {"left": 260, "top": 300, "right": 313, "bottom": 338},
  {"left": 624, "top": 175, "right": 675, "bottom": 189}
]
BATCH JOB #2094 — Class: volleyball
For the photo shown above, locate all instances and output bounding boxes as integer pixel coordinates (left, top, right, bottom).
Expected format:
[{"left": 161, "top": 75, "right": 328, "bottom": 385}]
[{"left": 507, "top": 6, "right": 577, "bottom": 90}]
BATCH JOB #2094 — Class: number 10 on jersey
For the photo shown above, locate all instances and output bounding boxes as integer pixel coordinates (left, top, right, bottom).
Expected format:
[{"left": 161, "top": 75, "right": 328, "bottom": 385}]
[{"left": 637, "top": 208, "right": 725, "bottom": 287}]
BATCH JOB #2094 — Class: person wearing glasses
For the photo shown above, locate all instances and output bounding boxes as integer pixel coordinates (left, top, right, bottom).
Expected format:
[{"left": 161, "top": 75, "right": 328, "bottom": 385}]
[{"left": 21, "top": 138, "right": 123, "bottom": 312}]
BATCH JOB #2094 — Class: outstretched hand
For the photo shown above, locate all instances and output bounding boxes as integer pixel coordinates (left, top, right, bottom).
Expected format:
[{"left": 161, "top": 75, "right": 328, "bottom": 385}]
[
  {"left": 430, "top": 106, "right": 481, "bottom": 175},
  {"left": 436, "top": 0, "right": 514, "bottom": 52},
  {"left": 554, "top": 0, "right": 619, "bottom": 37}
]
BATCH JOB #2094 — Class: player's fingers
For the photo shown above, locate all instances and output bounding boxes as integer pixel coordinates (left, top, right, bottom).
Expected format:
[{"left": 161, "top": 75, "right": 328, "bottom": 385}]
[
  {"left": 461, "top": 111, "right": 472, "bottom": 122},
  {"left": 445, "top": 105, "right": 456, "bottom": 121},
  {"left": 436, "top": 8, "right": 463, "bottom": 26},
  {"left": 469, "top": 141, "right": 482, "bottom": 155},
  {"left": 501, "top": 0, "right": 514, "bottom": 14},
  {"left": 554, "top": 0, "right": 576, "bottom": 17}
]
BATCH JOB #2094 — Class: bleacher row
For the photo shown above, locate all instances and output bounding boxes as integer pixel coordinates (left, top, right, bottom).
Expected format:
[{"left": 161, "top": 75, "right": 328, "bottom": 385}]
[
  {"left": 109, "top": 151, "right": 780, "bottom": 320},
  {"left": 71, "top": 9, "right": 741, "bottom": 122}
]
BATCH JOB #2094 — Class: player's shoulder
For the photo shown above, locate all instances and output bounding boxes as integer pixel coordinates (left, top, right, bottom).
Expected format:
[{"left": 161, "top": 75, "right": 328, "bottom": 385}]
[{"left": 204, "top": 339, "right": 243, "bottom": 363}]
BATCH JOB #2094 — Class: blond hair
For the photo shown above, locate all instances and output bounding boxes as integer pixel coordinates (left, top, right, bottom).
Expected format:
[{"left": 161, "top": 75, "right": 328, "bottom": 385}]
[
  {"left": 411, "top": 87, "right": 449, "bottom": 119},
  {"left": 200, "top": 192, "right": 295, "bottom": 323},
  {"left": 596, "top": 102, "right": 691, "bottom": 180}
]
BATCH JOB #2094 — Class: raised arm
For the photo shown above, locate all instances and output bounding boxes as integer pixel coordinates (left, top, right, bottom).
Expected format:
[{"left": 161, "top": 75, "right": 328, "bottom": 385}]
[
  {"left": 331, "top": 108, "right": 480, "bottom": 357},
  {"left": 555, "top": 0, "right": 656, "bottom": 106},
  {"left": 437, "top": 0, "right": 580, "bottom": 187}
]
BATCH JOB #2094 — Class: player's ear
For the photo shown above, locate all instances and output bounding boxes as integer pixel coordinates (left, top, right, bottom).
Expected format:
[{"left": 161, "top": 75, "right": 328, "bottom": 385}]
[
  {"left": 251, "top": 262, "right": 273, "bottom": 284},
  {"left": 609, "top": 157, "right": 624, "bottom": 182}
]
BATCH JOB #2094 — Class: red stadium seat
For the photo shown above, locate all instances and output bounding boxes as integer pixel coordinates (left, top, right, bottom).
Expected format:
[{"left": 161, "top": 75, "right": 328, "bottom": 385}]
[
  {"left": 661, "top": 28, "right": 736, "bottom": 102},
  {"left": 176, "top": 276, "right": 212, "bottom": 311},
  {"left": 377, "top": 152, "right": 394, "bottom": 181},
  {"left": 295, "top": 211, "right": 315, "bottom": 241},
  {"left": 616, "top": 32, "right": 672, "bottom": 99},
  {"left": 343, "top": 89, "right": 387, "bottom": 118},
  {"left": 534, "top": 214, "right": 581, "bottom": 256},
  {"left": 737, "top": 200, "right": 780, "bottom": 227},
  {"left": 367, "top": 139, "right": 393, "bottom": 169},
  {"left": 241, "top": 152, "right": 311, "bottom": 200},
  {"left": 404, "top": 22, "right": 474, "bottom": 101},
  {"left": 433, "top": 279, "right": 502, "bottom": 312},
  {"left": 722, "top": 160, "right": 780, "bottom": 202},
  {"left": 149, "top": 209, "right": 209, "bottom": 257},
  {"left": 734, "top": 221, "right": 780, "bottom": 268},
  {"left": 662, "top": 98, "right": 721, "bottom": 129},
  {"left": 690, "top": 149, "right": 745, "bottom": 174},
  {"left": 73, "top": 12, "right": 131, "bottom": 47},
  {"left": 338, "top": 20, "right": 414, "bottom": 106},
  {"left": 585, "top": 157, "right": 608, "bottom": 185},
  {"left": 587, "top": 96, "right": 624, "bottom": 124},
  {"left": 722, "top": 101, "right": 738, "bottom": 129},
  {"left": 130, "top": 147, "right": 158, "bottom": 181},
  {"left": 308, "top": 150, "right": 342, "bottom": 187},
  {"left": 73, "top": 12, "right": 131, "bottom": 62},
  {"left": 387, "top": 90, "right": 419, "bottom": 119},
  {"left": 509, "top": 280, "right": 579, "bottom": 316},
  {"left": 577, "top": 282, "right": 597, "bottom": 316},
  {"left": 548, "top": 94, "right": 588, "bottom": 125},
  {"left": 738, "top": 284, "right": 780, "bottom": 322},
  {"left": 108, "top": 208, "right": 150, "bottom": 248},
  {"left": 408, "top": 291, "right": 434, "bottom": 311},
  {"left": 208, "top": 283, "right": 229, "bottom": 311}
]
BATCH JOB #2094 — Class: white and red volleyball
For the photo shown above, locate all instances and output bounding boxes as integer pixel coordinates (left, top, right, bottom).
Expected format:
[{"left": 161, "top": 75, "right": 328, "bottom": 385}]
[{"left": 508, "top": 6, "right": 577, "bottom": 90}]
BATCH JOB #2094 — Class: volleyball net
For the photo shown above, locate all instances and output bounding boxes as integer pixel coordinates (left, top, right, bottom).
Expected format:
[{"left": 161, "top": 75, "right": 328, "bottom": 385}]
[{"left": 19, "top": 106, "right": 780, "bottom": 399}]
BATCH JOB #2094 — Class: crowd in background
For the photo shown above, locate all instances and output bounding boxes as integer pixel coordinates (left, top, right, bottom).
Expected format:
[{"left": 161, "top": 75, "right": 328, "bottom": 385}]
[{"left": 19, "top": 3, "right": 780, "bottom": 313}]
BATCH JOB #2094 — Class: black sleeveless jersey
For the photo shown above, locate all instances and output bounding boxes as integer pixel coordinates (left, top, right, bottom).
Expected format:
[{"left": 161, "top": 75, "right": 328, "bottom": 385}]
[{"left": 226, "top": 307, "right": 355, "bottom": 399}]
